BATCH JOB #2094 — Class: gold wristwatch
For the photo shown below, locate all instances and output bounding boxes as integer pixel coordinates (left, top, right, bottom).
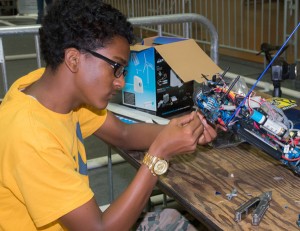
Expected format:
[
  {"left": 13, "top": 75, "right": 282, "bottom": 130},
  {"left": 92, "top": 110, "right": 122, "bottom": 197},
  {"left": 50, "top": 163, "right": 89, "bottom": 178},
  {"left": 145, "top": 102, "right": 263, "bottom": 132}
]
[{"left": 142, "top": 152, "right": 169, "bottom": 176}]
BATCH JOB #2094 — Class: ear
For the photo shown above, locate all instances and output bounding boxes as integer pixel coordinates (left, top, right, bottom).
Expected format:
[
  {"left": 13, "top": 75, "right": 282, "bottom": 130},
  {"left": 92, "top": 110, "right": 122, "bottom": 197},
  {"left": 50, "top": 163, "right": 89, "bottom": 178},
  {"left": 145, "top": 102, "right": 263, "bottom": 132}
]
[{"left": 64, "top": 48, "right": 80, "bottom": 73}]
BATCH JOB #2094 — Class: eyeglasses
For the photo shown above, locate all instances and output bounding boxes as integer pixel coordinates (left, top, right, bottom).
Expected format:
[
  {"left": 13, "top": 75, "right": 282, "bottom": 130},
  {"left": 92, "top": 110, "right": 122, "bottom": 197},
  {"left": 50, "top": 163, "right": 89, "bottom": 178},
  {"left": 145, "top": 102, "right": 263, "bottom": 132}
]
[{"left": 84, "top": 49, "right": 127, "bottom": 78}]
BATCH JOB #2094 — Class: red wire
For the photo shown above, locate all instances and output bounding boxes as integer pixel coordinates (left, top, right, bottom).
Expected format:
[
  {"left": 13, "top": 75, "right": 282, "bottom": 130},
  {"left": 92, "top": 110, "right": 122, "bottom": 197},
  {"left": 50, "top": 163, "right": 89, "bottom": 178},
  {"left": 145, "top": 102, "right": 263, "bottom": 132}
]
[{"left": 281, "top": 155, "right": 300, "bottom": 161}]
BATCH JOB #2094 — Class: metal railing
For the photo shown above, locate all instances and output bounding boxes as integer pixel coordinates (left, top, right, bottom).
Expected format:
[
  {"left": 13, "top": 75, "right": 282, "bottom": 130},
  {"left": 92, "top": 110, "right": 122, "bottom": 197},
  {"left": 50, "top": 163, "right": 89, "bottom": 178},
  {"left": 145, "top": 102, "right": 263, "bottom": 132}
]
[
  {"left": 104, "top": 0, "right": 300, "bottom": 64},
  {"left": 0, "top": 13, "right": 218, "bottom": 94},
  {"left": 0, "top": 24, "right": 41, "bottom": 92},
  {"left": 129, "top": 13, "right": 218, "bottom": 62}
]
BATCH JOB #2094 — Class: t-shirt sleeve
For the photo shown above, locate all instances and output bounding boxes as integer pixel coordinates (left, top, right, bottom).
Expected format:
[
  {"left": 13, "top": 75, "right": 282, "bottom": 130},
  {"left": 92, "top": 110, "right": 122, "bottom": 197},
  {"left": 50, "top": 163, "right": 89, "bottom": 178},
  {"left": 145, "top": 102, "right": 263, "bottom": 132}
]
[
  {"left": 12, "top": 144, "right": 94, "bottom": 227},
  {"left": 76, "top": 105, "right": 107, "bottom": 138}
]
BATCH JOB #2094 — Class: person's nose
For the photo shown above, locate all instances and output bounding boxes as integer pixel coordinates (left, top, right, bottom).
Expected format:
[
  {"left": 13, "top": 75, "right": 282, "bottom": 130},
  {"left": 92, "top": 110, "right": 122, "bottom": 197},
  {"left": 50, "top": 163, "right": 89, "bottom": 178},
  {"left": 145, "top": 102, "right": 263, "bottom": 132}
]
[{"left": 113, "top": 76, "right": 125, "bottom": 90}]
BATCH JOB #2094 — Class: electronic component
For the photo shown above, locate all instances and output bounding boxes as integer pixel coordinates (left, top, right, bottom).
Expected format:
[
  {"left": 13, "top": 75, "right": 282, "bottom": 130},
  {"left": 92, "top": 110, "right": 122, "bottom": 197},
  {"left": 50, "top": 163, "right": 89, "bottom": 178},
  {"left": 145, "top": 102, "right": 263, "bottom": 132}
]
[{"left": 250, "top": 110, "right": 288, "bottom": 138}]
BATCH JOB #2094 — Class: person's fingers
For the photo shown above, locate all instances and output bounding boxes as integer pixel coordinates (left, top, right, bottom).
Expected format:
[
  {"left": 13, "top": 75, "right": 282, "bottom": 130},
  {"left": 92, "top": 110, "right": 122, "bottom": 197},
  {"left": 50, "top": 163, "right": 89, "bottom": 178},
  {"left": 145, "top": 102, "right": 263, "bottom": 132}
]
[
  {"left": 195, "top": 113, "right": 219, "bottom": 145},
  {"left": 196, "top": 111, "right": 207, "bottom": 121},
  {"left": 216, "top": 124, "right": 227, "bottom": 132},
  {"left": 197, "top": 111, "right": 217, "bottom": 128},
  {"left": 176, "top": 111, "right": 195, "bottom": 126},
  {"left": 196, "top": 111, "right": 228, "bottom": 132},
  {"left": 198, "top": 113, "right": 219, "bottom": 136},
  {"left": 195, "top": 124, "right": 205, "bottom": 140},
  {"left": 175, "top": 112, "right": 203, "bottom": 137}
]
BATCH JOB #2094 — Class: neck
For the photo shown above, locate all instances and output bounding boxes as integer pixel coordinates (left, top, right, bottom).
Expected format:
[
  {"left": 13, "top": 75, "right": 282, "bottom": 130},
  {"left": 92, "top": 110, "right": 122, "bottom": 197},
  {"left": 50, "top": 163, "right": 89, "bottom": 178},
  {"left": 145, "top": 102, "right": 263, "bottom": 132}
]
[{"left": 23, "top": 68, "right": 81, "bottom": 114}]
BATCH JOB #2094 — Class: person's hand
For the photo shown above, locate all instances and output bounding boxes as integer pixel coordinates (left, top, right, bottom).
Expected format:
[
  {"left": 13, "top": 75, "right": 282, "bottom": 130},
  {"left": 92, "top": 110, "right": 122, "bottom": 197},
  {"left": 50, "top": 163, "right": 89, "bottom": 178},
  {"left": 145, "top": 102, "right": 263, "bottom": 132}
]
[
  {"left": 196, "top": 112, "right": 228, "bottom": 145},
  {"left": 196, "top": 112, "right": 217, "bottom": 145},
  {"left": 148, "top": 111, "right": 204, "bottom": 159}
]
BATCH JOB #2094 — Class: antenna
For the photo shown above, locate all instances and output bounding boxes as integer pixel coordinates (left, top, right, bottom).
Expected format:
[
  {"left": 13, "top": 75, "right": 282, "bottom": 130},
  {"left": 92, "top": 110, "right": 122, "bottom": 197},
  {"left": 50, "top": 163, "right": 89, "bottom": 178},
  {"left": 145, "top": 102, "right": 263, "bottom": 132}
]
[{"left": 226, "top": 22, "right": 300, "bottom": 125}]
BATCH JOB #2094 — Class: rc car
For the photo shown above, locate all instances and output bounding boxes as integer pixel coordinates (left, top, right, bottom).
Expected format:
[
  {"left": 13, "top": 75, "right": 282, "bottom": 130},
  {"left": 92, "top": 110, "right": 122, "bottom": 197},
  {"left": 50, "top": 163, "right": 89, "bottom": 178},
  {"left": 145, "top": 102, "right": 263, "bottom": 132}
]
[{"left": 193, "top": 69, "right": 300, "bottom": 175}]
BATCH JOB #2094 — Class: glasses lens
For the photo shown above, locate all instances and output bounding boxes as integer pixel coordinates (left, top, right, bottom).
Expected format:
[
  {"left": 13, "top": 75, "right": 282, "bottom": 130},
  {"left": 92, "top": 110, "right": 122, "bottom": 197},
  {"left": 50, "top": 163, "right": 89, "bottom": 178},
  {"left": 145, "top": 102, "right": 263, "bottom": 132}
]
[
  {"left": 115, "top": 66, "right": 125, "bottom": 78},
  {"left": 123, "top": 70, "right": 128, "bottom": 77}
]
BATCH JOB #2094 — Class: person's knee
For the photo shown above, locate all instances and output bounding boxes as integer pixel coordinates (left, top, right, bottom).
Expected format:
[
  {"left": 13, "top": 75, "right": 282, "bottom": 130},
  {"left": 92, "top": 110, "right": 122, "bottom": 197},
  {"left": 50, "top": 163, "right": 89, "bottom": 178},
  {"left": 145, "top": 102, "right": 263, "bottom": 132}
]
[{"left": 136, "top": 208, "right": 197, "bottom": 231}]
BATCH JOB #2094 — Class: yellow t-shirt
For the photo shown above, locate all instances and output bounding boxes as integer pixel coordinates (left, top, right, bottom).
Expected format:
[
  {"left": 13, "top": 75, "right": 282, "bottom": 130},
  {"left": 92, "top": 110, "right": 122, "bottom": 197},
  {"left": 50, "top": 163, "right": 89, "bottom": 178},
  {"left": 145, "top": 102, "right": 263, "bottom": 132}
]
[{"left": 0, "top": 69, "right": 107, "bottom": 230}]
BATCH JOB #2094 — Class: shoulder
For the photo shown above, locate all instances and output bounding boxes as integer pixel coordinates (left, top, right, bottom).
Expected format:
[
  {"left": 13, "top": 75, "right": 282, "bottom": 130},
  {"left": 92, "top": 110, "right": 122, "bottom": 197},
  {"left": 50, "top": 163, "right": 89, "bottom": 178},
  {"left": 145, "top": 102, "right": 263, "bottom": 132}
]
[{"left": 75, "top": 105, "right": 108, "bottom": 138}]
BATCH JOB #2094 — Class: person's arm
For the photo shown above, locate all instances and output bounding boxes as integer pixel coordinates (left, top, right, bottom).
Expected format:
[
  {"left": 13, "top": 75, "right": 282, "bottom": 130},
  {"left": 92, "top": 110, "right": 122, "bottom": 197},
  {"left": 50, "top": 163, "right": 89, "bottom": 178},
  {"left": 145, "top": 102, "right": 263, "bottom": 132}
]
[
  {"left": 93, "top": 111, "right": 164, "bottom": 151},
  {"left": 58, "top": 111, "right": 208, "bottom": 230},
  {"left": 59, "top": 164, "right": 157, "bottom": 231},
  {"left": 93, "top": 111, "right": 218, "bottom": 151}
]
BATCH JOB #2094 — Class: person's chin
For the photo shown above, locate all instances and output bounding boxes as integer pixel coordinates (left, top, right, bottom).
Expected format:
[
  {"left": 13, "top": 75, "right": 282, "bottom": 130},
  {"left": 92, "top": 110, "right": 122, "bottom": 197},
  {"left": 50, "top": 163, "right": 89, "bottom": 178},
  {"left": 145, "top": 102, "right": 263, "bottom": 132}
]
[
  {"left": 91, "top": 100, "right": 109, "bottom": 110},
  {"left": 99, "top": 101, "right": 109, "bottom": 109}
]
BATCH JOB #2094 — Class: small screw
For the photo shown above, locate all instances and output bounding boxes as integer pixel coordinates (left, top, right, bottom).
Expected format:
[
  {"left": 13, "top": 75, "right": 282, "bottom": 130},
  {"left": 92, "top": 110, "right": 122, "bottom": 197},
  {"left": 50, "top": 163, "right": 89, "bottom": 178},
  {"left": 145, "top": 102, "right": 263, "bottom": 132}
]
[{"left": 226, "top": 188, "right": 238, "bottom": 200}]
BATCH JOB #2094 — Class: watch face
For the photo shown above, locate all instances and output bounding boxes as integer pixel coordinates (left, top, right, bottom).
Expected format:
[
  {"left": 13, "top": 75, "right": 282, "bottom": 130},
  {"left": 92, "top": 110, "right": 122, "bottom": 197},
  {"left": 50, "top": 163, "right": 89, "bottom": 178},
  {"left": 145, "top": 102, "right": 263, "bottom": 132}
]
[{"left": 154, "top": 160, "right": 169, "bottom": 175}]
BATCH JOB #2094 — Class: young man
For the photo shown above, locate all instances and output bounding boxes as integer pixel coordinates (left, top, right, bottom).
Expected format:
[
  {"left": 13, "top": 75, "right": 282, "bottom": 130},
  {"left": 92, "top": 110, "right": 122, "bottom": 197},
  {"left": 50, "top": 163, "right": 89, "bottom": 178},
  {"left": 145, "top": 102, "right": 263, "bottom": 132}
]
[{"left": 0, "top": 0, "right": 217, "bottom": 230}]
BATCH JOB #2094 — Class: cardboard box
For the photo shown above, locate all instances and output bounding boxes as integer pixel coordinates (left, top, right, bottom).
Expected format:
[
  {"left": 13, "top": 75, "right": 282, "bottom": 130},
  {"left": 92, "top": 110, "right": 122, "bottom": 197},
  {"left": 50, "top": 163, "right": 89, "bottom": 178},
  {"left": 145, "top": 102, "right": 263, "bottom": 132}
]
[{"left": 122, "top": 36, "right": 222, "bottom": 117}]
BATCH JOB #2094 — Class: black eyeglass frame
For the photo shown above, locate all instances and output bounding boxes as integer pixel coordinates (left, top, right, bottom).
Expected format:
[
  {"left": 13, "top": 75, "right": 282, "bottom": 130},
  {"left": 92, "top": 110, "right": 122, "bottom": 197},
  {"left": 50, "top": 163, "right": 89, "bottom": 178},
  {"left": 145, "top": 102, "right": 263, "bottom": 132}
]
[{"left": 83, "top": 49, "right": 127, "bottom": 78}]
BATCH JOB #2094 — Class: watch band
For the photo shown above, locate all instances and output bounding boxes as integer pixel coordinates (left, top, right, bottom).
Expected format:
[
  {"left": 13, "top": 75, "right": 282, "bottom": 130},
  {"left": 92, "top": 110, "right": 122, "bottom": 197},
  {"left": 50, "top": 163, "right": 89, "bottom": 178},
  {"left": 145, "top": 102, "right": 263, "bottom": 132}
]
[{"left": 142, "top": 152, "right": 168, "bottom": 176}]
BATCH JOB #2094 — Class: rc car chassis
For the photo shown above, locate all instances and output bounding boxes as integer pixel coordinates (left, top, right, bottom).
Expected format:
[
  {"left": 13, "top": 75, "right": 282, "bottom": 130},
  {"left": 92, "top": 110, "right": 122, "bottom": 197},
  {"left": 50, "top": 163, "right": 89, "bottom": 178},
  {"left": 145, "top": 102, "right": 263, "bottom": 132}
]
[{"left": 193, "top": 69, "right": 300, "bottom": 175}]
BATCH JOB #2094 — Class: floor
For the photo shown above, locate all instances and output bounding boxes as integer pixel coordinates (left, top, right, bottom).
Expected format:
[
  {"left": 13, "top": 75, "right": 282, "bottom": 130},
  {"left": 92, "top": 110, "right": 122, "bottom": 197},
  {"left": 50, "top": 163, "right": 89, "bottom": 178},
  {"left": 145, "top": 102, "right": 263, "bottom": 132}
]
[{"left": 1, "top": 16, "right": 299, "bottom": 230}]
